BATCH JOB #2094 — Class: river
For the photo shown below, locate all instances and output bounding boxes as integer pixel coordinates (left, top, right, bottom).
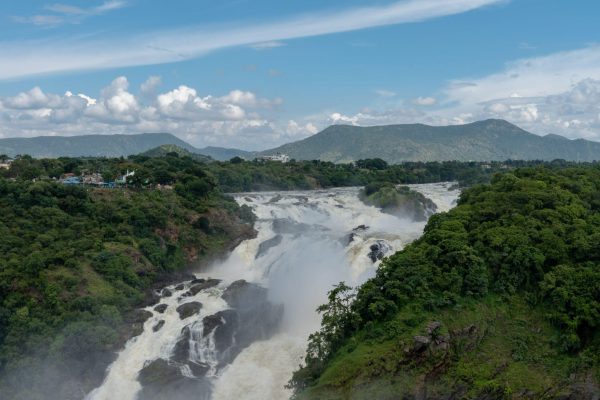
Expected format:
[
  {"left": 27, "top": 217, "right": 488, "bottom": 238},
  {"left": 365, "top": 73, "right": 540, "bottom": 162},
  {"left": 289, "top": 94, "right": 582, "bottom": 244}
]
[{"left": 86, "top": 183, "right": 459, "bottom": 400}]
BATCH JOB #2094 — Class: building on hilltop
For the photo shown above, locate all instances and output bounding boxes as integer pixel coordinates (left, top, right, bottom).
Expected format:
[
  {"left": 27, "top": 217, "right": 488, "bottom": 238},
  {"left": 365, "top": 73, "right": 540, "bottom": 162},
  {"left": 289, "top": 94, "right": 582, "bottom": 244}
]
[{"left": 257, "top": 153, "right": 290, "bottom": 163}]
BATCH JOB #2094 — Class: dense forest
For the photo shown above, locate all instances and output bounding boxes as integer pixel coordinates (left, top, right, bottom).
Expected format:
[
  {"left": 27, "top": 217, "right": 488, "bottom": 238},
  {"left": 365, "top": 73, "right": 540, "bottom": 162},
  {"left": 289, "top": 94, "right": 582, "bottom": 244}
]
[{"left": 290, "top": 166, "right": 600, "bottom": 399}]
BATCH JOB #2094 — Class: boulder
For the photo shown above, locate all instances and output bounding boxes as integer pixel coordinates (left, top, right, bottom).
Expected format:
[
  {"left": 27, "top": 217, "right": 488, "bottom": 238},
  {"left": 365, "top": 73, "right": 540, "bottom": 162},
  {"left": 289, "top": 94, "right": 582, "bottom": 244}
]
[
  {"left": 161, "top": 288, "right": 173, "bottom": 297},
  {"left": 412, "top": 335, "right": 431, "bottom": 353},
  {"left": 202, "top": 310, "right": 239, "bottom": 354},
  {"left": 189, "top": 279, "right": 221, "bottom": 295},
  {"left": 137, "top": 358, "right": 211, "bottom": 400},
  {"left": 367, "top": 240, "right": 392, "bottom": 262},
  {"left": 191, "top": 278, "right": 206, "bottom": 285},
  {"left": 174, "top": 284, "right": 185, "bottom": 291},
  {"left": 131, "top": 309, "right": 153, "bottom": 324},
  {"left": 221, "top": 280, "right": 268, "bottom": 309},
  {"left": 138, "top": 359, "right": 181, "bottom": 387},
  {"left": 153, "top": 320, "right": 165, "bottom": 332},
  {"left": 171, "top": 327, "right": 191, "bottom": 363},
  {"left": 353, "top": 224, "right": 369, "bottom": 231},
  {"left": 176, "top": 302, "right": 202, "bottom": 320},
  {"left": 154, "top": 304, "right": 168, "bottom": 314},
  {"left": 256, "top": 235, "right": 283, "bottom": 259},
  {"left": 188, "top": 361, "right": 210, "bottom": 377}
]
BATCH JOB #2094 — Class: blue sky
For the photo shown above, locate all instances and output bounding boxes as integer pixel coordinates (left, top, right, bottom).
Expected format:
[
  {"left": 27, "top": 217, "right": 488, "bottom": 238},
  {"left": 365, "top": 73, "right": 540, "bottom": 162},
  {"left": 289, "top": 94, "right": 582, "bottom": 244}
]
[{"left": 1, "top": 0, "right": 600, "bottom": 150}]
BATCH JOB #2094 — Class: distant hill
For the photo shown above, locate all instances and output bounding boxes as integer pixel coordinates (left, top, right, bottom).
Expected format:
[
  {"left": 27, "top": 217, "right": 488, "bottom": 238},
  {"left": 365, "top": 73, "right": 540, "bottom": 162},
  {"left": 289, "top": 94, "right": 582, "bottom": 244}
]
[
  {"left": 261, "top": 119, "right": 600, "bottom": 162},
  {"left": 0, "top": 133, "right": 198, "bottom": 158},
  {"left": 140, "top": 144, "right": 213, "bottom": 163},
  {"left": 195, "top": 146, "right": 255, "bottom": 161}
]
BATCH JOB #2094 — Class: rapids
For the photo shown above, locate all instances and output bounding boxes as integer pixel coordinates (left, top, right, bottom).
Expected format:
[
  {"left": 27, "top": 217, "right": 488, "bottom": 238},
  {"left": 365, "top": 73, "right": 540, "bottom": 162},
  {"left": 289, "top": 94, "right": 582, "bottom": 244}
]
[{"left": 86, "top": 183, "right": 459, "bottom": 400}]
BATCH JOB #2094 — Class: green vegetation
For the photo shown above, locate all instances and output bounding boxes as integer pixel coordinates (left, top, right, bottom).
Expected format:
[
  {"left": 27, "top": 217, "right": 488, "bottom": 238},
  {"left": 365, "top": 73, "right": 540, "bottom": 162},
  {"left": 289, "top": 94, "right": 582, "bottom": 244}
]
[
  {"left": 263, "top": 119, "right": 600, "bottom": 163},
  {"left": 291, "top": 165, "right": 600, "bottom": 398},
  {"left": 140, "top": 144, "right": 213, "bottom": 162},
  {"left": 0, "top": 154, "right": 254, "bottom": 399},
  {"left": 205, "top": 157, "right": 552, "bottom": 192},
  {"left": 359, "top": 182, "right": 437, "bottom": 221}
]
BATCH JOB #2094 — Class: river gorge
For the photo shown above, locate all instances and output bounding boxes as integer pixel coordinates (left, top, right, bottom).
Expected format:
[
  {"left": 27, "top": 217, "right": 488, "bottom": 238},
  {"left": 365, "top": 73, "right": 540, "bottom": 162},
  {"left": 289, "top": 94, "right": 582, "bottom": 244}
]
[{"left": 86, "top": 183, "right": 459, "bottom": 400}]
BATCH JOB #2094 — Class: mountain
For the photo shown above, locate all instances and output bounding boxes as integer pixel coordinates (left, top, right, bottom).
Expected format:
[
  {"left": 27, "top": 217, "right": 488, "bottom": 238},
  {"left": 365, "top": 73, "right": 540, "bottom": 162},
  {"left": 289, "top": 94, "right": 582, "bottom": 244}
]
[
  {"left": 196, "top": 146, "right": 255, "bottom": 161},
  {"left": 262, "top": 119, "right": 600, "bottom": 162},
  {"left": 140, "top": 144, "right": 213, "bottom": 162},
  {"left": 0, "top": 133, "right": 197, "bottom": 158}
]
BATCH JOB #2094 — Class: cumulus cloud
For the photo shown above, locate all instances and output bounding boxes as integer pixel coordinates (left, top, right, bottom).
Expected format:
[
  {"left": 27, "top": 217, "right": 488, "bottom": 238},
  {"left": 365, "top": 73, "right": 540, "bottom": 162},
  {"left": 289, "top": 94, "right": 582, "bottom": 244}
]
[
  {"left": 412, "top": 96, "right": 437, "bottom": 106},
  {"left": 0, "top": 76, "right": 291, "bottom": 149}
]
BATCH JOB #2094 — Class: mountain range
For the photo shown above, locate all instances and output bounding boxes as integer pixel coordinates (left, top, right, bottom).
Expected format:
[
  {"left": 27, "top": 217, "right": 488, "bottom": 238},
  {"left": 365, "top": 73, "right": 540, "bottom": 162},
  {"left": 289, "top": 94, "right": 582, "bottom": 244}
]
[
  {"left": 262, "top": 119, "right": 600, "bottom": 162},
  {"left": 2, "top": 119, "right": 600, "bottom": 162}
]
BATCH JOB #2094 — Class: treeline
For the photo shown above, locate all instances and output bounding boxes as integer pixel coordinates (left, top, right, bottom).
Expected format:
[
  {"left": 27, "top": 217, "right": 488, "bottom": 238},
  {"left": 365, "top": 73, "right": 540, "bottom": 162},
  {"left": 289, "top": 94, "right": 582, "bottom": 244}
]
[
  {"left": 206, "top": 158, "right": 571, "bottom": 191},
  {"left": 291, "top": 165, "right": 600, "bottom": 398}
]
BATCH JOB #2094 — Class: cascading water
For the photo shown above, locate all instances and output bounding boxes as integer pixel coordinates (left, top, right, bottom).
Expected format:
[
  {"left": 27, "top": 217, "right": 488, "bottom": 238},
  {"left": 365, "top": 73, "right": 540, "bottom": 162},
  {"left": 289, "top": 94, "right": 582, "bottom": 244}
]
[{"left": 86, "top": 183, "right": 459, "bottom": 400}]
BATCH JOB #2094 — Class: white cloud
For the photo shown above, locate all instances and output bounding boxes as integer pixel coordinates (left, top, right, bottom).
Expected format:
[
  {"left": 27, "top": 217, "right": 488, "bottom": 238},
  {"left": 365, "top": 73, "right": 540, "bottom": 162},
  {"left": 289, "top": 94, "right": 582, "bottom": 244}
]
[
  {"left": 375, "top": 89, "right": 397, "bottom": 98},
  {"left": 0, "top": 76, "right": 291, "bottom": 150},
  {"left": 249, "top": 41, "right": 286, "bottom": 50},
  {"left": 1, "top": 0, "right": 503, "bottom": 79},
  {"left": 412, "top": 96, "right": 437, "bottom": 106},
  {"left": 140, "top": 76, "right": 162, "bottom": 96},
  {"left": 14, "top": 1, "right": 128, "bottom": 27}
]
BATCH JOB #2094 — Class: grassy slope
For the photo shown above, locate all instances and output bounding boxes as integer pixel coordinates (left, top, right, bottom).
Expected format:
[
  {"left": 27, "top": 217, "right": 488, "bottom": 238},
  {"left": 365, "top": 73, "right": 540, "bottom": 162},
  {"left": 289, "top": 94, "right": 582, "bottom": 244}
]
[{"left": 300, "top": 295, "right": 583, "bottom": 399}]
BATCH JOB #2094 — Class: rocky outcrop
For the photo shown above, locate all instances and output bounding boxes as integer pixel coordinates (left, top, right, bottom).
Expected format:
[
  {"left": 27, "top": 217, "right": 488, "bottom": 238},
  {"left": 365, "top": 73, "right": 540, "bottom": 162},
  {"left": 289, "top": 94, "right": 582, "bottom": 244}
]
[
  {"left": 176, "top": 302, "right": 202, "bottom": 319},
  {"left": 188, "top": 279, "right": 221, "bottom": 296},
  {"left": 137, "top": 358, "right": 211, "bottom": 400},
  {"left": 367, "top": 240, "right": 392, "bottom": 262},
  {"left": 256, "top": 235, "right": 283, "bottom": 258}
]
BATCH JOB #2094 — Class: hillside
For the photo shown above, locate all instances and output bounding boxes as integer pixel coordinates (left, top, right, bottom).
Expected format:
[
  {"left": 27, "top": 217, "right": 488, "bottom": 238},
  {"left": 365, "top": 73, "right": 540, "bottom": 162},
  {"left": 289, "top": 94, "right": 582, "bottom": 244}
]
[
  {"left": 291, "top": 166, "right": 600, "bottom": 399},
  {"left": 0, "top": 133, "right": 197, "bottom": 158},
  {"left": 196, "top": 146, "right": 255, "bottom": 161},
  {"left": 263, "top": 119, "right": 600, "bottom": 163},
  {"left": 140, "top": 144, "right": 213, "bottom": 163}
]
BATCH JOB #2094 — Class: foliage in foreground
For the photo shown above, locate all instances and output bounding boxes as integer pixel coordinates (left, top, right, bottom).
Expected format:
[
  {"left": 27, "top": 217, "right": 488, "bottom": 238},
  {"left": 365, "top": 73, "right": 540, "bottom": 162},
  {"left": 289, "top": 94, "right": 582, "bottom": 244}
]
[{"left": 292, "top": 165, "right": 600, "bottom": 398}]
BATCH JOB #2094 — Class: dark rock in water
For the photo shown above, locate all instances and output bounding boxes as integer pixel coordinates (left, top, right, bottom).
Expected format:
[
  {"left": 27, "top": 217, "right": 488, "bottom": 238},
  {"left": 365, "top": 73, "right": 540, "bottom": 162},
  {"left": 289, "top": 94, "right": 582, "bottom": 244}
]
[
  {"left": 189, "top": 279, "right": 221, "bottom": 295},
  {"left": 138, "top": 359, "right": 181, "bottom": 387},
  {"left": 153, "top": 320, "right": 165, "bottom": 332},
  {"left": 244, "top": 196, "right": 253, "bottom": 202},
  {"left": 269, "top": 194, "right": 283, "bottom": 203},
  {"left": 176, "top": 302, "right": 202, "bottom": 319},
  {"left": 222, "top": 280, "right": 268, "bottom": 309},
  {"left": 191, "top": 278, "right": 206, "bottom": 285},
  {"left": 138, "top": 358, "right": 212, "bottom": 400},
  {"left": 154, "top": 304, "right": 168, "bottom": 314},
  {"left": 161, "top": 288, "right": 173, "bottom": 297},
  {"left": 188, "top": 361, "right": 210, "bottom": 377},
  {"left": 202, "top": 310, "right": 239, "bottom": 354},
  {"left": 353, "top": 224, "right": 369, "bottom": 231},
  {"left": 271, "top": 218, "right": 313, "bottom": 235},
  {"left": 171, "top": 327, "right": 191, "bottom": 364},
  {"left": 131, "top": 309, "right": 153, "bottom": 324},
  {"left": 174, "top": 284, "right": 185, "bottom": 291},
  {"left": 256, "top": 234, "right": 283, "bottom": 258},
  {"left": 367, "top": 240, "right": 392, "bottom": 262},
  {"left": 341, "top": 232, "right": 357, "bottom": 246}
]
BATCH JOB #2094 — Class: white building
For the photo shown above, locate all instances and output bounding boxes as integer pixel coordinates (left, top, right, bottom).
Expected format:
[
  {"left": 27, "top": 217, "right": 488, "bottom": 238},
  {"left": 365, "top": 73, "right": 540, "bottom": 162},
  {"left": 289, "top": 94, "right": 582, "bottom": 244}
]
[{"left": 258, "top": 153, "right": 290, "bottom": 163}]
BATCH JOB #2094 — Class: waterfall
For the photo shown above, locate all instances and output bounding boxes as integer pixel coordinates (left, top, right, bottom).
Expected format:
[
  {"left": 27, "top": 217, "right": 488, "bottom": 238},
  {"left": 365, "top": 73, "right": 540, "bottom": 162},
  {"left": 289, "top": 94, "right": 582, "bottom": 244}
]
[{"left": 86, "top": 183, "right": 459, "bottom": 400}]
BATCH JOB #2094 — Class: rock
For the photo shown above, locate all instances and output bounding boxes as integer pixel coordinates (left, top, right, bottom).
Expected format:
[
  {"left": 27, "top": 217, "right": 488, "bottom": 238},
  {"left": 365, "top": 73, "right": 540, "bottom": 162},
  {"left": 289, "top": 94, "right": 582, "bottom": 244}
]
[
  {"left": 188, "top": 361, "right": 210, "bottom": 377},
  {"left": 269, "top": 194, "right": 282, "bottom": 203},
  {"left": 174, "top": 284, "right": 185, "bottom": 291},
  {"left": 426, "top": 321, "right": 442, "bottom": 335},
  {"left": 367, "top": 240, "right": 392, "bottom": 262},
  {"left": 412, "top": 335, "right": 431, "bottom": 353},
  {"left": 256, "top": 235, "right": 283, "bottom": 258},
  {"left": 353, "top": 224, "right": 369, "bottom": 231},
  {"left": 191, "top": 278, "right": 206, "bottom": 285},
  {"left": 189, "top": 279, "right": 221, "bottom": 295},
  {"left": 137, "top": 358, "right": 211, "bottom": 400},
  {"left": 222, "top": 280, "right": 268, "bottom": 309},
  {"left": 176, "top": 302, "right": 202, "bottom": 319},
  {"left": 154, "top": 304, "right": 168, "bottom": 313},
  {"left": 138, "top": 359, "right": 181, "bottom": 387},
  {"left": 153, "top": 320, "right": 165, "bottom": 332},
  {"left": 131, "top": 309, "right": 153, "bottom": 324},
  {"left": 244, "top": 197, "right": 253, "bottom": 202},
  {"left": 161, "top": 288, "right": 173, "bottom": 297},
  {"left": 202, "top": 310, "right": 239, "bottom": 353},
  {"left": 171, "top": 327, "right": 191, "bottom": 363}
]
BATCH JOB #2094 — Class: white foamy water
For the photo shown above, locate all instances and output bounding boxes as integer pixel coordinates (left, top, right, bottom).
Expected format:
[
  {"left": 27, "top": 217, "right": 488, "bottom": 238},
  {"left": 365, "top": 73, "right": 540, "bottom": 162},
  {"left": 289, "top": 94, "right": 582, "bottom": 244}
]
[{"left": 87, "top": 183, "right": 459, "bottom": 400}]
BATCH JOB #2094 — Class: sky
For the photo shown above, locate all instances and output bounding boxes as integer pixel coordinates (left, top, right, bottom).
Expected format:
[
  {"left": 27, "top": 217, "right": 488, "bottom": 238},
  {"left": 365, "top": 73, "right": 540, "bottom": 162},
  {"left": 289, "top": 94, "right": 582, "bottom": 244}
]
[{"left": 1, "top": 0, "right": 600, "bottom": 150}]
